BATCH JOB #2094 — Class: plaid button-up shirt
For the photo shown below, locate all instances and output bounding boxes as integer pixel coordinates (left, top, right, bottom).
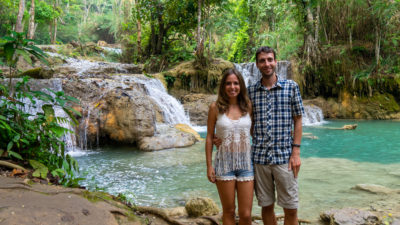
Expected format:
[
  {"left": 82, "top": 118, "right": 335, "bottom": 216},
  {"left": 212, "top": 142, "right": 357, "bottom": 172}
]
[{"left": 248, "top": 76, "right": 304, "bottom": 165}]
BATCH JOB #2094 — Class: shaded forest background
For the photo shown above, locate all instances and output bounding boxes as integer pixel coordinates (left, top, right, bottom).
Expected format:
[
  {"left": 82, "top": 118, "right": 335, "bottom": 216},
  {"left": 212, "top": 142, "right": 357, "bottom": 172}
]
[{"left": 1, "top": 0, "right": 400, "bottom": 100}]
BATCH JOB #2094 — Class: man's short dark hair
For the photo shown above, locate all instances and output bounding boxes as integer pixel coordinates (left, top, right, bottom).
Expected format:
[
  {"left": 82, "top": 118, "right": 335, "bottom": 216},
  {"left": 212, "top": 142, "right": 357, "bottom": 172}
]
[{"left": 255, "top": 46, "right": 276, "bottom": 62}]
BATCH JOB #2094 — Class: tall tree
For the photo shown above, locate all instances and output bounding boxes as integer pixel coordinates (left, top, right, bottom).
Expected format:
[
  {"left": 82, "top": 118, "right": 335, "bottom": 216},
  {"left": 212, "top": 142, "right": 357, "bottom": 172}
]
[
  {"left": 15, "top": 0, "right": 26, "bottom": 33},
  {"left": 27, "top": 0, "right": 36, "bottom": 39},
  {"left": 195, "top": 0, "right": 206, "bottom": 66},
  {"left": 134, "top": 0, "right": 142, "bottom": 58},
  {"left": 50, "top": 0, "right": 59, "bottom": 44}
]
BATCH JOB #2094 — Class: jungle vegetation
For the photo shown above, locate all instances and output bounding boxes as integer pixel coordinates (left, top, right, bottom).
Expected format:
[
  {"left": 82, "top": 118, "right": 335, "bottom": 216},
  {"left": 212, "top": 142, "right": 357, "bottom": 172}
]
[
  {"left": 0, "top": 0, "right": 399, "bottom": 96},
  {"left": 0, "top": 0, "right": 399, "bottom": 186}
]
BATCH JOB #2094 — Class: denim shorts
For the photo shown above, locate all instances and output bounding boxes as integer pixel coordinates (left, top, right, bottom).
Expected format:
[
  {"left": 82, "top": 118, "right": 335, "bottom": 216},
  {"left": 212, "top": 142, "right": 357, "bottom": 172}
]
[{"left": 215, "top": 167, "right": 254, "bottom": 182}]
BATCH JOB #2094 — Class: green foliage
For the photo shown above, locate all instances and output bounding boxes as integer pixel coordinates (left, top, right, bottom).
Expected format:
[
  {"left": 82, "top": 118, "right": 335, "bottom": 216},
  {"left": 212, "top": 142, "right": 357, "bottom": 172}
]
[
  {"left": 164, "top": 74, "right": 176, "bottom": 88},
  {"left": 0, "top": 77, "right": 83, "bottom": 187},
  {"left": 228, "top": 25, "right": 250, "bottom": 62},
  {"left": 30, "top": 159, "right": 49, "bottom": 179},
  {"left": 0, "top": 0, "right": 18, "bottom": 35},
  {"left": 0, "top": 31, "right": 48, "bottom": 72}
]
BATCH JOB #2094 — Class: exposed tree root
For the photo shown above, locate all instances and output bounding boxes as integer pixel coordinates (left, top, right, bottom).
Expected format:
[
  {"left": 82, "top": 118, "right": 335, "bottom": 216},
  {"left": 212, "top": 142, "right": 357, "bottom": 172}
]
[
  {"left": 0, "top": 160, "right": 28, "bottom": 172},
  {"left": 133, "top": 206, "right": 185, "bottom": 225},
  {"left": 200, "top": 215, "right": 219, "bottom": 224},
  {"left": 252, "top": 215, "right": 312, "bottom": 224}
]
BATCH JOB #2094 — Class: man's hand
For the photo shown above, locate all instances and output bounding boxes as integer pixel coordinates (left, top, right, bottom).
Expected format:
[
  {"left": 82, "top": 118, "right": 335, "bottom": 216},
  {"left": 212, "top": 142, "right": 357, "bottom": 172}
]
[
  {"left": 288, "top": 149, "right": 301, "bottom": 178},
  {"left": 207, "top": 166, "right": 216, "bottom": 183},
  {"left": 213, "top": 137, "right": 222, "bottom": 148}
]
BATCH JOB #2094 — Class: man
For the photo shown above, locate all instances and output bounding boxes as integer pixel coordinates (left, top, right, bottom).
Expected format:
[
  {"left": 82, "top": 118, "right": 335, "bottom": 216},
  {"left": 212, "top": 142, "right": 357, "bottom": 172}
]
[{"left": 248, "top": 46, "right": 304, "bottom": 225}]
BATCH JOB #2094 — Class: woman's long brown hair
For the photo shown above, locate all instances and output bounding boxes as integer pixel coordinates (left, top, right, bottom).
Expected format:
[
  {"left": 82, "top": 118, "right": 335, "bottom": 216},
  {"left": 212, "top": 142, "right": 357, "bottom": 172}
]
[{"left": 216, "top": 68, "right": 251, "bottom": 115}]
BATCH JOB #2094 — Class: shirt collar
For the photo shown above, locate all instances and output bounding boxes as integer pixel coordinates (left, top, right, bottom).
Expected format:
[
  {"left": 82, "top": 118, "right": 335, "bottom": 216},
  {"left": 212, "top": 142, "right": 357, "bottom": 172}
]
[{"left": 256, "top": 75, "right": 283, "bottom": 90}]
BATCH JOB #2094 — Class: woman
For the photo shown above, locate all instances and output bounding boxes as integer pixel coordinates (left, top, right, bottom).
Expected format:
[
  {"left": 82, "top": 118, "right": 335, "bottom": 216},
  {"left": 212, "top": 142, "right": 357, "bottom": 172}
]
[{"left": 205, "top": 68, "right": 253, "bottom": 225}]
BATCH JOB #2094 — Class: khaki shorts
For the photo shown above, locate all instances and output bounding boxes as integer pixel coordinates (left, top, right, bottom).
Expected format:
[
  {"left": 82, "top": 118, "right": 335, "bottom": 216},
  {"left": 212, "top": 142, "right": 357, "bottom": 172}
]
[{"left": 254, "top": 164, "right": 298, "bottom": 209}]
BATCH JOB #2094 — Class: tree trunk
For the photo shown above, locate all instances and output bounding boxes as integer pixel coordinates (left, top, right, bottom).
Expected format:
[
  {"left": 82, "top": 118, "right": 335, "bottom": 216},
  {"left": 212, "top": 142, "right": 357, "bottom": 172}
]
[
  {"left": 27, "top": 0, "right": 35, "bottom": 39},
  {"left": 15, "top": 0, "right": 25, "bottom": 33},
  {"left": 51, "top": 0, "right": 58, "bottom": 44},
  {"left": 196, "top": 0, "right": 203, "bottom": 57},
  {"left": 375, "top": 25, "right": 380, "bottom": 67},
  {"left": 315, "top": 3, "right": 320, "bottom": 46},
  {"left": 305, "top": 6, "right": 315, "bottom": 64},
  {"left": 150, "top": 23, "right": 157, "bottom": 55},
  {"left": 52, "top": 18, "right": 57, "bottom": 44},
  {"left": 247, "top": 0, "right": 256, "bottom": 57},
  {"left": 156, "top": 7, "right": 164, "bottom": 55},
  {"left": 195, "top": 0, "right": 206, "bottom": 67},
  {"left": 135, "top": 0, "right": 142, "bottom": 58}
]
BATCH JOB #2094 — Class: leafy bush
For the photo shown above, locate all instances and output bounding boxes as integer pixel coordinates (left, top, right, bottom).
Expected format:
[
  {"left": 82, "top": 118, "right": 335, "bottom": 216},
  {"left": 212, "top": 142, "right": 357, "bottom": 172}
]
[
  {"left": 0, "top": 32, "right": 83, "bottom": 187},
  {"left": 0, "top": 77, "right": 83, "bottom": 187}
]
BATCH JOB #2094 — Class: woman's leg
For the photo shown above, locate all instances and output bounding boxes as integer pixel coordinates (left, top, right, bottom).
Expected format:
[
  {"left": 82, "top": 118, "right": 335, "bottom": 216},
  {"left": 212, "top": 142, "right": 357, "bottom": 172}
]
[
  {"left": 216, "top": 180, "right": 237, "bottom": 225},
  {"left": 237, "top": 180, "right": 254, "bottom": 225}
]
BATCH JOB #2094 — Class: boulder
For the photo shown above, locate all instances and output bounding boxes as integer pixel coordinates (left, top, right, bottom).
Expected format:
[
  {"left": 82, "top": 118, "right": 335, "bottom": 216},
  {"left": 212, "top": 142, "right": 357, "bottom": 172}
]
[
  {"left": 175, "top": 124, "right": 203, "bottom": 141},
  {"left": 341, "top": 124, "right": 357, "bottom": 130},
  {"left": 353, "top": 184, "right": 399, "bottom": 194},
  {"left": 320, "top": 208, "right": 379, "bottom": 225},
  {"left": 181, "top": 94, "right": 217, "bottom": 126},
  {"left": 70, "top": 40, "right": 80, "bottom": 48},
  {"left": 97, "top": 40, "right": 108, "bottom": 47},
  {"left": 185, "top": 197, "right": 219, "bottom": 217},
  {"left": 99, "top": 89, "right": 155, "bottom": 144},
  {"left": 138, "top": 125, "right": 197, "bottom": 151},
  {"left": 20, "top": 67, "right": 54, "bottom": 79}
]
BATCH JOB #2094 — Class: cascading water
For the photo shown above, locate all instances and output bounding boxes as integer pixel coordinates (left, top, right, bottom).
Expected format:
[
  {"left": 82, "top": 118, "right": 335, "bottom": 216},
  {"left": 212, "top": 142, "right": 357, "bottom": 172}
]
[
  {"left": 49, "top": 52, "right": 192, "bottom": 149},
  {"left": 303, "top": 105, "right": 325, "bottom": 126},
  {"left": 101, "top": 47, "right": 122, "bottom": 55},
  {"left": 15, "top": 79, "right": 77, "bottom": 151},
  {"left": 131, "top": 76, "right": 191, "bottom": 125}
]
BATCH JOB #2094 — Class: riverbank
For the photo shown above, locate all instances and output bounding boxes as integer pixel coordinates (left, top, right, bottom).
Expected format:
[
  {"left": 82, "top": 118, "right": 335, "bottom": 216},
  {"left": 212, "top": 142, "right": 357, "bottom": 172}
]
[{"left": 0, "top": 174, "right": 225, "bottom": 225}]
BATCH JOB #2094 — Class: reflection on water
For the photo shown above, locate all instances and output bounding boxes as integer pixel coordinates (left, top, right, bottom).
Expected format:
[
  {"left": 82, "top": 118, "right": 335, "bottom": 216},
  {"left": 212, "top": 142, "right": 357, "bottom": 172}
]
[{"left": 74, "top": 120, "right": 400, "bottom": 220}]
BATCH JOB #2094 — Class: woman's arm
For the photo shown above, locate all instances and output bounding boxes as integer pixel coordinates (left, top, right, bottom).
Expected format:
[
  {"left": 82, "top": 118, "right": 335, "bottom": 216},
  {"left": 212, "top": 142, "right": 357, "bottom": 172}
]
[
  {"left": 205, "top": 102, "right": 218, "bottom": 183},
  {"left": 249, "top": 102, "right": 254, "bottom": 138}
]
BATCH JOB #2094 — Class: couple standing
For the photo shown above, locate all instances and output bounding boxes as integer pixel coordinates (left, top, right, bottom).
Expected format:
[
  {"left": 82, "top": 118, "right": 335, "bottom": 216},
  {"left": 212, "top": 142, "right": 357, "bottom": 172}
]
[{"left": 205, "top": 46, "right": 304, "bottom": 225}]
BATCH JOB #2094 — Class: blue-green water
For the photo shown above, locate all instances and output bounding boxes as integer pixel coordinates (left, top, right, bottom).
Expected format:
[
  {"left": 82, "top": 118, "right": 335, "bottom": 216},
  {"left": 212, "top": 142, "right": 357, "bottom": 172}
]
[
  {"left": 302, "top": 120, "right": 400, "bottom": 163},
  {"left": 73, "top": 120, "right": 400, "bottom": 220}
]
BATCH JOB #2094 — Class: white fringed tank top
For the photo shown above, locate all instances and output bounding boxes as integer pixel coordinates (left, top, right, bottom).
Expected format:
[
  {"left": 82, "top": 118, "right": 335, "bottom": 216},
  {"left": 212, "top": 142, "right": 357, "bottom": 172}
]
[{"left": 214, "top": 113, "right": 252, "bottom": 175}]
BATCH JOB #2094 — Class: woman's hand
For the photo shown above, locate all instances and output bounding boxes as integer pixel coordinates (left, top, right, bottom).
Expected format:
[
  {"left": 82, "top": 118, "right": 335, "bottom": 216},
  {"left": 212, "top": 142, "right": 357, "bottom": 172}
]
[
  {"left": 207, "top": 166, "right": 216, "bottom": 183},
  {"left": 213, "top": 137, "right": 222, "bottom": 148}
]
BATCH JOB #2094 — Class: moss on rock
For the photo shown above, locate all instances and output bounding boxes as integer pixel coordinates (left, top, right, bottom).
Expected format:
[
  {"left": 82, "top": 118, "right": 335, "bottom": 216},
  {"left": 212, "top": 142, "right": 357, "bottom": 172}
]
[
  {"left": 185, "top": 197, "right": 219, "bottom": 217},
  {"left": 164, "top": 58, "right": 234, "bottom": 94}
]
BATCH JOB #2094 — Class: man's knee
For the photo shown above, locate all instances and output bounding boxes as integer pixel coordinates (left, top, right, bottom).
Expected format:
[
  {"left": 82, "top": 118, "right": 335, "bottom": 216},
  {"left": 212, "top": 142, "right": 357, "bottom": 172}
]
[
  {"left": 283, "top": 208, "right": 297, "bottom": 217},
  {"left": 262, "top": 204, "right": 275, "bottom": 213}
]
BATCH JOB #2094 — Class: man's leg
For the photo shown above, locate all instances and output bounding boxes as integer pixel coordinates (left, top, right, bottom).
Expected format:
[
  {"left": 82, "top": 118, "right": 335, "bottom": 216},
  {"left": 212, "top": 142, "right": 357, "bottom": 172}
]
[
  {"left": 262, "top": 204, "right": 277, "bottom": 225},
  {"left": 273, "top": 164, "right": 299, "bottom": 225},
  {"left": 283, "top": 208, "right": 298, "bottom": 225},
  {"left": 254, "top": 164, "right": 276, "bottom": 225}
]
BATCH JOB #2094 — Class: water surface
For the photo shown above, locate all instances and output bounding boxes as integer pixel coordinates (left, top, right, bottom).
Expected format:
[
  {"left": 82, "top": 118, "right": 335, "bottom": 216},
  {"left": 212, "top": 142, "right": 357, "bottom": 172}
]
[{"left": 74, "top": 120, "right": 400, "bottom": 220}]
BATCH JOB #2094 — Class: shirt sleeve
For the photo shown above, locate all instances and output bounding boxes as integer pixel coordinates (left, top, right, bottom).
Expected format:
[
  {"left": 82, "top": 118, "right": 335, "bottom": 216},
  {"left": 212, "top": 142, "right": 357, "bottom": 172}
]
[{"left": 291, "top": 82, "right": 304, "bottom": 116}]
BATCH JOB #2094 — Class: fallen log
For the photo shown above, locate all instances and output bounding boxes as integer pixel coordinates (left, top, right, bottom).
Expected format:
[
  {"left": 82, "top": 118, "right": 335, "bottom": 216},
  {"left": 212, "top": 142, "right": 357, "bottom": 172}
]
[{"left": 0, "top": 160, "right": 28, "bottom": 172}]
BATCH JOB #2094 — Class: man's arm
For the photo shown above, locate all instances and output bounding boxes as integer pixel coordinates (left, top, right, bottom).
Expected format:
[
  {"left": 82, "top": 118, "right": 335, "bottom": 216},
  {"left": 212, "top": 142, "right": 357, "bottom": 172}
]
[{"left": 289, "top": 115, "right": 302, "bottom": 178}]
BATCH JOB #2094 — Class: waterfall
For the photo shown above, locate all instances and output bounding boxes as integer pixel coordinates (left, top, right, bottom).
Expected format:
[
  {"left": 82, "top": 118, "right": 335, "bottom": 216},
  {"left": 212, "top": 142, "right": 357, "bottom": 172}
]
[
  {"left": 101, "top": 47, "right": 122, "bottom": 55},
  {"left": 303, "top": 105, "right": 325, "bottom": 126},
  {"left": 131, "top": 76, "right": 191, "bottom": 125},
  {"left": 14, "top": 79, "right": 77, "bottom": 151}
]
